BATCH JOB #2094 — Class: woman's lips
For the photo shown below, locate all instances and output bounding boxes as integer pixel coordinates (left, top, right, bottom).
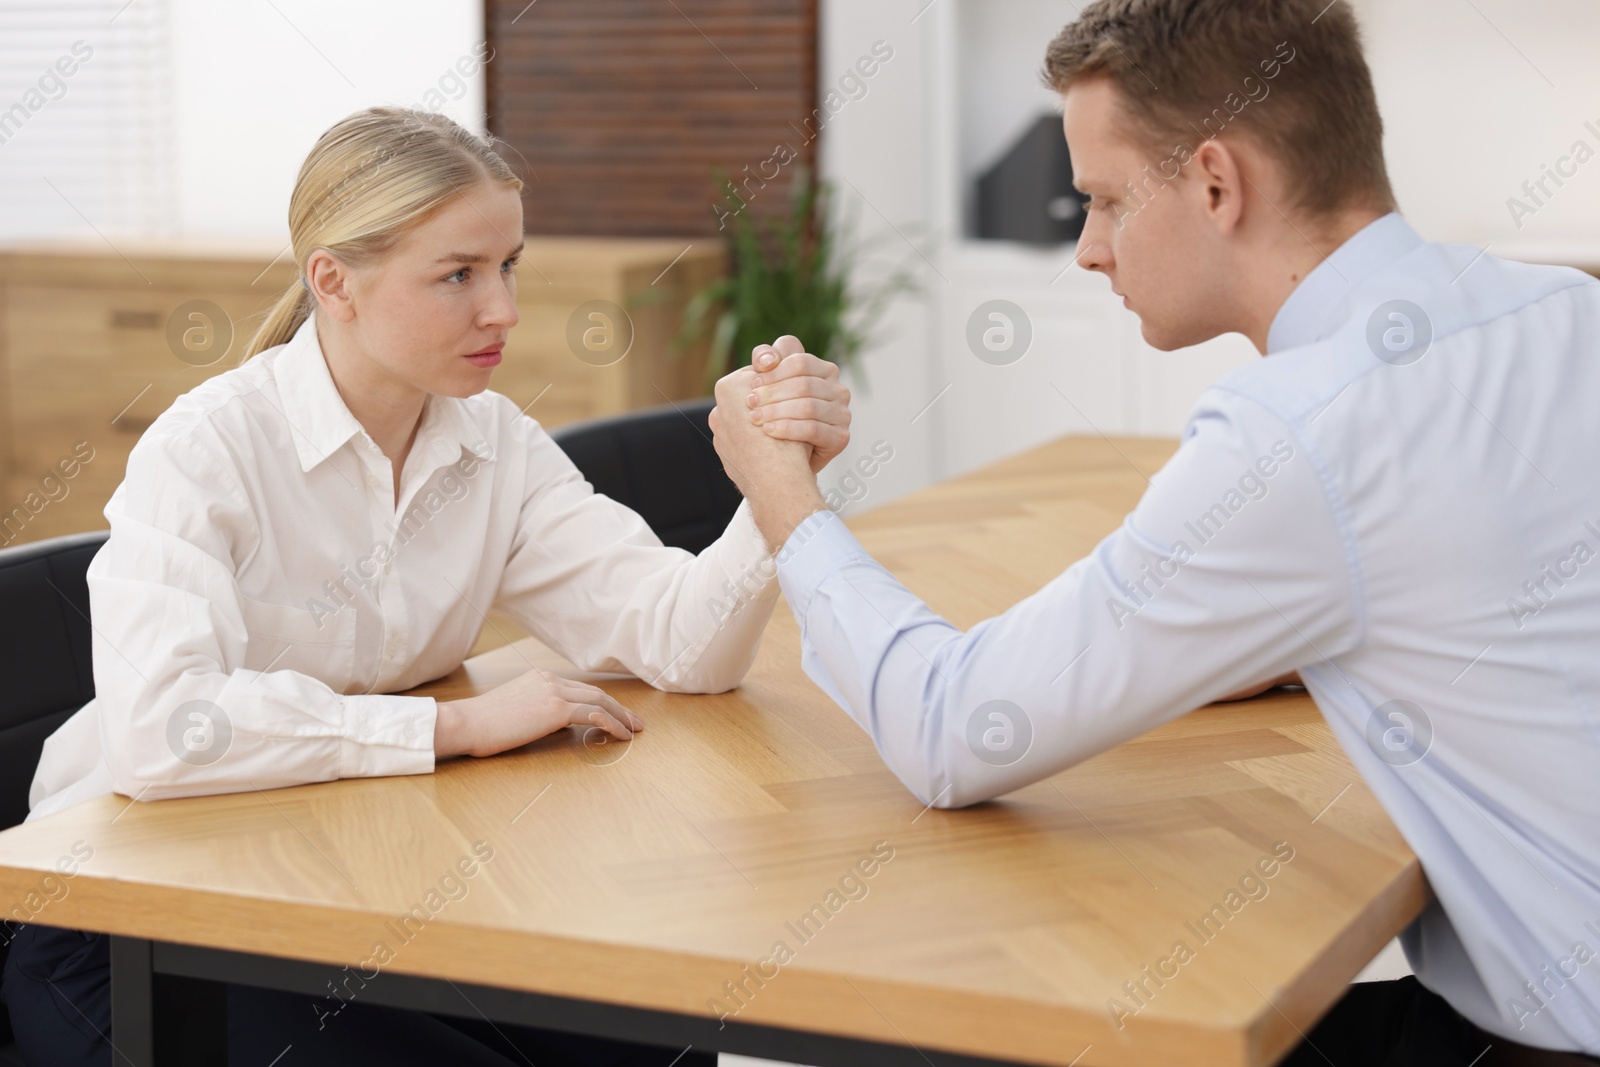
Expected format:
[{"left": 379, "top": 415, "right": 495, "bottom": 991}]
[{"left": 464, "top": 344, "right": 503, "bottom": 368}]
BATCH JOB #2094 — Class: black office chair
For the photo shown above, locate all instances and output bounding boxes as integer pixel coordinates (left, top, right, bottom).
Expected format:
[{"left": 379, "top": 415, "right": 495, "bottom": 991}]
[
  {"left": 0, "top": 529, "right": 106, "bottom": 1058},
  {"left": 549, "top": 396, "right": 744, "bottom": 555},
  {"left": 0, "top": 529, "right": 227, "bottom": 1063},
  {"left": 0, "top": 530, "right": 104, "bottom": 830}
]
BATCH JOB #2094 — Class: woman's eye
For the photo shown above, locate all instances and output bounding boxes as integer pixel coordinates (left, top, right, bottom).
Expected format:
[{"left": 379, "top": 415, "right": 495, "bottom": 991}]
[{"left": 447, "top": 258, "right": 518, "bottom": 285}]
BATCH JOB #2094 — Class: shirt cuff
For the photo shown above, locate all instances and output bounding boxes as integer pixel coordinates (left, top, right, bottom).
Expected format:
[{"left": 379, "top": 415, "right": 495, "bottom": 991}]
[
  {"left": 339, "top": 694, "right": 437, "bottom": 779},
  {"left": 775, "top": 507, "right": 871, "bottom": 619}
]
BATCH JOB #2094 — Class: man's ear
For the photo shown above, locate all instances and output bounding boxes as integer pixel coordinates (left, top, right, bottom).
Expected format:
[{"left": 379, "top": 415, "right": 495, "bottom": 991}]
[
  {"left": 306, "top": 250, "right": 358, "bottom": 323},
  {"left": 1191, "top": 138, "right": 1245, "bottom": 236}
]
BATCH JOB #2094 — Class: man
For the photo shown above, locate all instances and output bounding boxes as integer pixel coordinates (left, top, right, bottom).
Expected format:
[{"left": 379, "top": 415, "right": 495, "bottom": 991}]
[{"left": 708, "top": 0, "right": 1600, "bottom": 1063}]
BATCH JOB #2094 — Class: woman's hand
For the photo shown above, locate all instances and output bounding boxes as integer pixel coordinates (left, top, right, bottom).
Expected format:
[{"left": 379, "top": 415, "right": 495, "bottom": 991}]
[
  {"left": 433, "top": 668, "right": 642, "bottom": 759},
  {"left": 708, "top": 335, "right": 851, "bottom": 475}
]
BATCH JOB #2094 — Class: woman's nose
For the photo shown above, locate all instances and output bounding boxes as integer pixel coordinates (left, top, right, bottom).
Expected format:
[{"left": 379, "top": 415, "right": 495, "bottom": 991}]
[{"left": 483, "top": 277, "right": 520, "bottom": 329}]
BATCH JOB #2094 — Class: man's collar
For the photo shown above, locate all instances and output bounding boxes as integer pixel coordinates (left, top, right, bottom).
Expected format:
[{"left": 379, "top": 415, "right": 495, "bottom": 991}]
[
  {"left": 1266, "top": 212, "right": 1424, "bottom": 354},
  {"left": 275, "top": 309, "right": 495, "bottom": 474}
]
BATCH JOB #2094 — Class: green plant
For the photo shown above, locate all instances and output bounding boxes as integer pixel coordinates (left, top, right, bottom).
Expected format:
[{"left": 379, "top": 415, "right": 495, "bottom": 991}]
[{"left": 672, "top": 166, "right": 920, "bottom": 392}]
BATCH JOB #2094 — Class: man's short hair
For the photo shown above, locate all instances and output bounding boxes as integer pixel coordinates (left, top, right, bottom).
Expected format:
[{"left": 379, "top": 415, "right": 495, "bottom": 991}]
[{"left": 1042, "top": 0, "right": 1397, "bottom": 218}]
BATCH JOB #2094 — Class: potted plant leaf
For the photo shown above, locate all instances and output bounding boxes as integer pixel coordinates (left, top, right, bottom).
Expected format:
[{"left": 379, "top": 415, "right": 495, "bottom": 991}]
[{"left": 669, "top": 166, "right": 921, "bottom": 392}]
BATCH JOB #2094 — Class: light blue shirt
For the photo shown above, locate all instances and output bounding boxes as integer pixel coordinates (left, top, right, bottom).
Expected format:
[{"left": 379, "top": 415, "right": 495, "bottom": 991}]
[{"left": 776, "top": 213, "right": 1600, "bottom": 1054}]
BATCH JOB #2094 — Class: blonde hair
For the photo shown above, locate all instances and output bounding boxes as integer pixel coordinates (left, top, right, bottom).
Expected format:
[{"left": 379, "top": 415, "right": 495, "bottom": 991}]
[{"left": 244, "top": 107, "right": 524, "bottom": 359}]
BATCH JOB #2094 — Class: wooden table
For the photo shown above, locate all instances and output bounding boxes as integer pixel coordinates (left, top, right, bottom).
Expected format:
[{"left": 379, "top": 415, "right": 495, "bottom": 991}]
[{"left": 0, "top": 435, "right": 1428, "bottom": 1067}]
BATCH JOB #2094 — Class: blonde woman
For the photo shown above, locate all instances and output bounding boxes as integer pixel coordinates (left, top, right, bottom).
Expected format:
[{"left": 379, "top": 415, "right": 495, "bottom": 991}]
[{"left": 1, "top": 107, "right": 852, "bottom": 1066}]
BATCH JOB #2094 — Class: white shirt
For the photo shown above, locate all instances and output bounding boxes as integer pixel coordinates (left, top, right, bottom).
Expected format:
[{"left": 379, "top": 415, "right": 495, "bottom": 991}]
[
  {"left": 29, "top": 309, "right": 779, "bottom": 821},
  {"left": 777, "top": 214, "right": 1600, "bottom": 1054}
]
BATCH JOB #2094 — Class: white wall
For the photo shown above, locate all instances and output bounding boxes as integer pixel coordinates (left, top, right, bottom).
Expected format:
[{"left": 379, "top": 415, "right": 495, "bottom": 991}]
[
  {"left": 809, "top": 0, "right": 942, "bottom": 517},
  {"left": 1354, "top": 0, "right": 1600, "bottom": 250},
  {"left": 167, "top": 0, "right": 486, "bottom": 241}
]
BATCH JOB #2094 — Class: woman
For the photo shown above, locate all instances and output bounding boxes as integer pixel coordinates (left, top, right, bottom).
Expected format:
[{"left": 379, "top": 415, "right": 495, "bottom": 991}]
[{"left": 1, "top": 106, "right": 852, "bottom": 1066}]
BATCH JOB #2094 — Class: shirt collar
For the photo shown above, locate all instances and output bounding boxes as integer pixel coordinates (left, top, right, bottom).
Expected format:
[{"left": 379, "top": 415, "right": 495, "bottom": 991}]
[
  {"left": 1266, "top": 212, "right": 1424, "bottom": 354},
  {"left": 275, "top": 308, "right": 496, "bottom": 474}
]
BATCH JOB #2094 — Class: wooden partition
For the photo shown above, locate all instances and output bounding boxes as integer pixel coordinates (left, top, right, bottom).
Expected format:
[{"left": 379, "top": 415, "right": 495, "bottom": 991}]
[{"left": 486, "top": 0, "right": 820, "bottom": 237}]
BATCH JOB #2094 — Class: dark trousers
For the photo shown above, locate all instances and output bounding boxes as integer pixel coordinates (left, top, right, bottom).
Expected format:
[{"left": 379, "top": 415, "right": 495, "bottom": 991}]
[
  {"left": 1282, "top": 975, "right": 1600, "bottom": 1067},
  {"left": 2, "top": 923, "right": 715, "bottom": 1067}
]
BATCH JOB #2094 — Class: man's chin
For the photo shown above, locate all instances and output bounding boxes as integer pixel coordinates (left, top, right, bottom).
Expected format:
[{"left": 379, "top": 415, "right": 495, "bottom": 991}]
[{"left": 1137, "top": 317, "right": 1216, "bottom": 353}]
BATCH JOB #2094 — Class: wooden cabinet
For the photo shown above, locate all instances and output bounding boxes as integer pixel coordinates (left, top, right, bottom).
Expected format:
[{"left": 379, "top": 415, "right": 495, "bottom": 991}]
[
  {"left": 0, "top": 237, "right": 722, "bottom": 547},
  {"left": 0, "top": 240, "right": 296, "bottom": 548}
]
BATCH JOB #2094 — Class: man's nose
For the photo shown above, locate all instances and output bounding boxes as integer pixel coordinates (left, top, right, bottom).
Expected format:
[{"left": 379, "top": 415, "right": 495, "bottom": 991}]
[
  {"left": 1072, "top": 210, "right": 1112, "bottom": 274},
  {"left": 1076, "top": 234, "right": 1111, "bottom": 274}
]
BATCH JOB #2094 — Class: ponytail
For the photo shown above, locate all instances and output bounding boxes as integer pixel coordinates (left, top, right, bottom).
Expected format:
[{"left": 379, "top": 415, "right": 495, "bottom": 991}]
[{"left": 245, "top": 276, "right": 315, "bottom": 360}]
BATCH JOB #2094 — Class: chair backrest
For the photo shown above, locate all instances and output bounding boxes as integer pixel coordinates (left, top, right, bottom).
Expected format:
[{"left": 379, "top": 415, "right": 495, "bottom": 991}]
[
  {"left": 549, "top": 397, "right": 743, "bottom": 556},
  {"left": 0, "top": 530, "right": 106, "bottom": 832}
]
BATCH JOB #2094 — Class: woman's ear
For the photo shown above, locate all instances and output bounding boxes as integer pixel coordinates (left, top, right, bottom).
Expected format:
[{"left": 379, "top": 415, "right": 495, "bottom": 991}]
[{"left": 305, "top": 249, "right": 359, "bottom": 323}]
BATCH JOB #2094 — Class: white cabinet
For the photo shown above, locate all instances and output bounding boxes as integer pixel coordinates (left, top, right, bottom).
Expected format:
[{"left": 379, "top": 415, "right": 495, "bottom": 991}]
[
  {"left": 932, "top": 240, "right": 1258, "bottom": 478},
  {"left": 935, "top": 242, "right": 1126, "bottom": 479}
]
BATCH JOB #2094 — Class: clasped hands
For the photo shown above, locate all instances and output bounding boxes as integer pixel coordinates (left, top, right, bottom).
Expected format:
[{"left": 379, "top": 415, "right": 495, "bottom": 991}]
[
  {"left": 436, "top": 337, "right": 847, "bottom": 763},
  {"left": 709, "top": 334, "right": 847, "bottom": 554}
]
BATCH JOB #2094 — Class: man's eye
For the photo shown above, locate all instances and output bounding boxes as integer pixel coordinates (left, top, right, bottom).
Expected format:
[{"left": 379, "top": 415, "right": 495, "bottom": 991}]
[{"left": 446, "top": 268, "right": 469, "bottom": 283}]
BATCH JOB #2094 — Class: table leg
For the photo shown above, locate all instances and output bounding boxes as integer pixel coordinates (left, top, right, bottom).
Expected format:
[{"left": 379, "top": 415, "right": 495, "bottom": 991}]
[{"left": 109, "top": 936, "right": 154, "bottom": 1067}]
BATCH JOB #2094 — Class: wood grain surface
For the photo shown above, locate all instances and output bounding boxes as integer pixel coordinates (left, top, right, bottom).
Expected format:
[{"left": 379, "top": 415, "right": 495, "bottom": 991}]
[{"left": 0, "top": 434, "right": 1426, "bottom": 1067}]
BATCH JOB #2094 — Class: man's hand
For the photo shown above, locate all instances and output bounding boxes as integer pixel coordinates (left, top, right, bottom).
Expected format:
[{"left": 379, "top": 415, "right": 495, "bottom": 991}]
[
  {"left": 743, "top": 336, "right": 852, "bottom": 474},
  {"left": 708, "top": 336, "right": 851, "bottom": 474},
  {"left": 709, "top": 349, "right": 829, "bottom": 555}
]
